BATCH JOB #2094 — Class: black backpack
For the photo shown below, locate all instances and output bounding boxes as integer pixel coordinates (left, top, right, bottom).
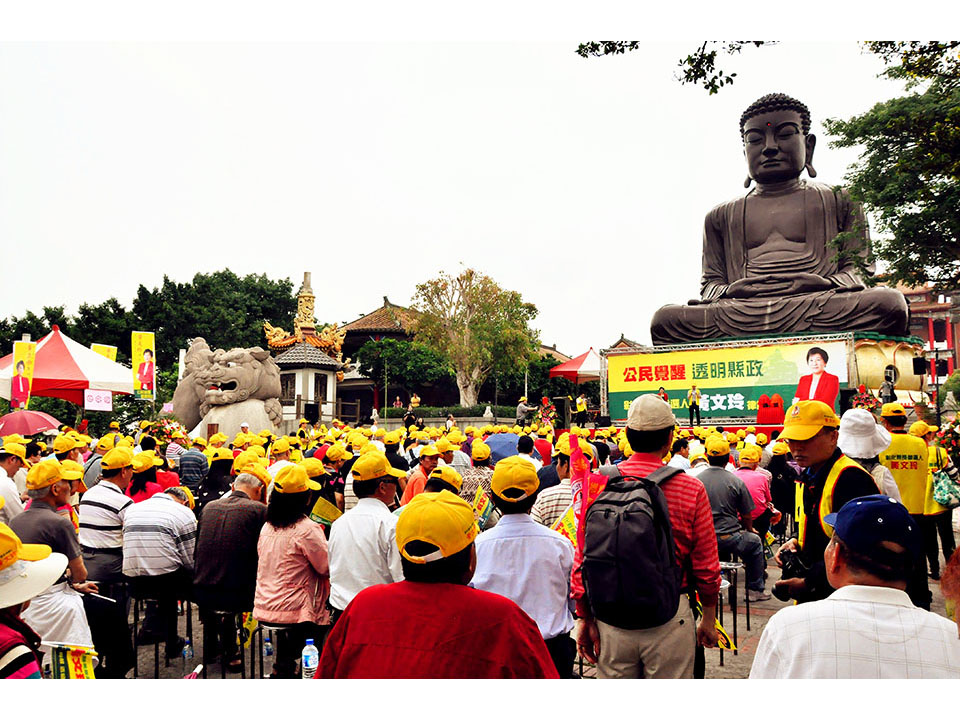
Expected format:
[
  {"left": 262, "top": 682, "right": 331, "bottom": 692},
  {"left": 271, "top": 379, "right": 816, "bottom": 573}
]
[{"left": 582, "top": 465, "right": 683, "bottom": 630}]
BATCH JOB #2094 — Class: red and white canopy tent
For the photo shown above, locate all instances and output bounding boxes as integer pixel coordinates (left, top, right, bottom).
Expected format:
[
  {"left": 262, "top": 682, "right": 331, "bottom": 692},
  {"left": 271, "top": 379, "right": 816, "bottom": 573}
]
[
  {"left": 548, "top": 347, "right": 602, "bottom": 384},
  {"left": 0, "top": 325, "right": 135, "bottom": 405}
]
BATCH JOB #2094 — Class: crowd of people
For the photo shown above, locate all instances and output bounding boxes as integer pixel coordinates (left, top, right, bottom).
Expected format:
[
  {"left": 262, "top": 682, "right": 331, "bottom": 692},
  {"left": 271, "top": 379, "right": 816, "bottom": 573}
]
[{"left": 1, "top": 396, "right": 958, "bottom": 680}]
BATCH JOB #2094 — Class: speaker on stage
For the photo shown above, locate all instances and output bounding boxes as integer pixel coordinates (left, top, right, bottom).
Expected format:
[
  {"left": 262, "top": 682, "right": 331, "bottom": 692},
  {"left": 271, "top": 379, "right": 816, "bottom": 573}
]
[
  {"left": 597, "top": 414, "right": 611, "bottom": 426},
  {"left": 304, "top": 402, "right": 319, "bottom": 424}
]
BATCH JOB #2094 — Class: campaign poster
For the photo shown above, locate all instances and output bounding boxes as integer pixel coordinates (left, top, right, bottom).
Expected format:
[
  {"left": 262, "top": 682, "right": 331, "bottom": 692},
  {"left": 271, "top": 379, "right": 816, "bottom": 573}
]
[
  {"left": 10, "top": 341, "right": 36, "bottom": 411},
  {"left": 131, "top": 331, "right": 156, "bottom": 401},
  {"left": 90, "top": 343, "right": 118, "bottom": 362},
  {"left": 607, "top": 335, "right": 853, "bottom": 423}
]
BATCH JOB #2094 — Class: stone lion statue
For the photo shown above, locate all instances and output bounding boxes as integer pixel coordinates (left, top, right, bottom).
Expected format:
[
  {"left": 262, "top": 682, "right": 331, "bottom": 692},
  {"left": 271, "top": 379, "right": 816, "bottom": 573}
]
[{"left": 172, "top": 337, "right": 282, "bottom": 435}]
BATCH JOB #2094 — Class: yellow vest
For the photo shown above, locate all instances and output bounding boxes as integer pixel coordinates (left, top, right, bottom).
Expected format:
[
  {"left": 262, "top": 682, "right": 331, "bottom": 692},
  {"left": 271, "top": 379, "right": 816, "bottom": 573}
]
[
  {"left": 924, "top": 445, "right": 949, "bottom": 516},
  {"left": 796, "top": 455, "right": 871, "bottom": 550},
  {"left": 879, "top": 433, "right": 929, "bottom": 514},
  {"left": 576, "top": 398, "right": 587, "bottom": 413}
]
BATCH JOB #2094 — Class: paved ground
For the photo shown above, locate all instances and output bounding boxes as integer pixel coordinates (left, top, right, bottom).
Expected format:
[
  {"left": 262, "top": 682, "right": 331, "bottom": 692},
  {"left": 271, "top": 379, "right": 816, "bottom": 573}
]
[{"left": 128, "top": 541, "right": 956, "bottom": 680}]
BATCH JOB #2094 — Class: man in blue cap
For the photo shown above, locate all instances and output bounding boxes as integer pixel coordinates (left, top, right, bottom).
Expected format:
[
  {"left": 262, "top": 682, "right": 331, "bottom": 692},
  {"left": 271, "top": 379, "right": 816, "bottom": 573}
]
[{"left": 750, "top": 495, "right": 960, "bottom": 678}]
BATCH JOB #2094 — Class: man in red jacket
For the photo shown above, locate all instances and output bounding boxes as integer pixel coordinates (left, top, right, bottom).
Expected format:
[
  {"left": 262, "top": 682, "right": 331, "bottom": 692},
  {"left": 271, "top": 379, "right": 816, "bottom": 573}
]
[{"left": 318, "top": 491, "right": 558, "bottom": 679}]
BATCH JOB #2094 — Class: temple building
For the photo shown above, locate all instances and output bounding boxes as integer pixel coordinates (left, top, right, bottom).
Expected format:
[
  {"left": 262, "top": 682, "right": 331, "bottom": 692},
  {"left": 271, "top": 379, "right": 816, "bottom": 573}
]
[{"left": 264, "top": 272, "right": 346, "bottom": 427}]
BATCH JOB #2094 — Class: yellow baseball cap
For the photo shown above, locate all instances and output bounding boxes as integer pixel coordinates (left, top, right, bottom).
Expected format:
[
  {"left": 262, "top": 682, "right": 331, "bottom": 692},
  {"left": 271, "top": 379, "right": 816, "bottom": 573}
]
[
  {"left": 880, "top": 402, "right": 906, "bottom": 418},
  {"left": 132, "top": 451, "right": 164, "bottom": 474},
  {"left": 490, "top": 456, "right": 540, "bottom": 502},
  {"left": 52, "top": 435, "right": 82, "bottom": 454},
  {"left": 736, "top": 429, "right": 746, "bottom": 439},
  {"left": 210, "top": 447, "right": 235, "bottom": 463},
  {"left": 705, "top": 436, "right": 731, "bottom": 457},
  {"left": 351, "top": 452, "right": 407, "bottom": 482},
  {"left": 96, "top": 434, "right": 116, "bottom": 453},
  {"left": 108, "top": 421, "right": 120, "bottom": 430},
  {"left": 739, "top": 444, "right": 762, "bottom": 464},
  {"left": 756, "top": 433, "right": 768, "bottom": 445},
  {"left": 553, "top": 433, "right": 594, "bottom": 459},
  {"left": 418, "top": 445, "right": 440, "bottom": 458},
  {"left": 779, "top": 400, "right": 840, "bottom": 442},
  {"left": 771, "top": 442, "right": 790, "bottom": 456},
  {"left": 435, "top": 438, "right": 458, "bottom": 454},
  {"left": 325, "top": 443, "right": 353, "bottom": 463},
  {"left": 101, "top": 446, "right": 135, "bottom": 471},
  {"left": 26, "top": 459, "right": 64, "bottom": 490},
  {"left": 0, "top": 522, "right": 53, "bottom": 569},
  {"left": 1, "top": 444, "right": 27, "bottom": 466},
  {"left": 232, "top": 450, "right": 258, "bottom": 475},
  {"left": 238, "top": 462, "right": 271, "bottom": 486},
  {"left": 396, "top": 491, "right": 478, "bottom": 564},
  {"left": 746, "top": 426, "right": 756, "bottom": 434},
  {"left": 209, "top": 433, "right": 228, "bottom": 444},
  {"left": 909, "top": 420, "right": 937, "bottom": 437},
  {"left": 299, "top": 458, "right": 328, "bottom": 479},
  {"left": 383, "top": 430, "right": 402, "bottom": 445},
  {"left": 428, "top": 465, "right": 463, "bottom": 493},
  {"left": 271, "top": 437, "right": 291, "bottom": 455},
  {"left": 192, "top": 436, "right": 207, "bottom": 447},
  {"left": 471, "top": 441, "right": 491, "bottom": 462},
  {"left": 177, "top": 486, "right": 196, "bottom": 510},
  {"left": 139, "top": 421, "right": 153, "bottom": 430},
  {"left": 272, "top": 465, "right": 321, "bottom": 494}
]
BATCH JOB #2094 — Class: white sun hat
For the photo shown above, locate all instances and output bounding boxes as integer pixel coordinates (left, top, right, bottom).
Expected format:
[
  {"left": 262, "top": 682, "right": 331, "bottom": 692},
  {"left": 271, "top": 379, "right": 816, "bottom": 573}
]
[{"left": 838, "top": 408, "right": 892, "bottom": 460}]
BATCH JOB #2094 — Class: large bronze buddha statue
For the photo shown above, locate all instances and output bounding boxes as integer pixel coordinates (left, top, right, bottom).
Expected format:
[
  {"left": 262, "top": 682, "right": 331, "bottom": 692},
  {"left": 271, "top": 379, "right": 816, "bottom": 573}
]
[{"left": 650, "top": 93, "right": 909, "bottom": 345}]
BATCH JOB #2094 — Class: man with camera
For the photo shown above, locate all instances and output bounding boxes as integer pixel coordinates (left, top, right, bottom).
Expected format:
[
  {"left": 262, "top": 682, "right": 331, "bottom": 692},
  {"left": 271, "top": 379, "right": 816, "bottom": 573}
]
[{"left": 773, "top": 401, "right": 880, "bottom": 603}]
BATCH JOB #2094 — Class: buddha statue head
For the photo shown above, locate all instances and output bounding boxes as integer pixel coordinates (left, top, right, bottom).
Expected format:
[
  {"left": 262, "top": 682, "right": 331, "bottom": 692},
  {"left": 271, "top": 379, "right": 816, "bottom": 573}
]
[{"left": 740, "top": 93, "right": 817, "bottom": 187}]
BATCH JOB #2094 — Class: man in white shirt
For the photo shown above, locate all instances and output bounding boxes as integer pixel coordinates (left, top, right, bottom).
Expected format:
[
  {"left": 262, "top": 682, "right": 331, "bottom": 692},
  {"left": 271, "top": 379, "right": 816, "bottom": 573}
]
[
  {"left": 666, "top": 438, "right": 691, "bottom": 471},
  {"left": 267, "top": 437, "right": 295, "bottom": 479},
  {"left": 471, "top": 456, "right": 575, "bottom": 678},
  {"left": 1, "top": 443, "right": 27, "bottom": 523},
  {"left": 515, "top": 435, "right": 543, "bottom": 471},
  {"left": 750, "top": 494, "right": 960, "bottom": 678},
  {"left": 327, "top": 452, "right": 406, "bottom": 620}
]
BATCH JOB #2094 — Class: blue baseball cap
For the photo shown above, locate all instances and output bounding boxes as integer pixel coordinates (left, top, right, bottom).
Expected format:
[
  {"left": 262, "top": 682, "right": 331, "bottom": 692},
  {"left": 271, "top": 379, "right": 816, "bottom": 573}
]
[{"left": 824, "top": 495, "right": 922, "bottom": 558}]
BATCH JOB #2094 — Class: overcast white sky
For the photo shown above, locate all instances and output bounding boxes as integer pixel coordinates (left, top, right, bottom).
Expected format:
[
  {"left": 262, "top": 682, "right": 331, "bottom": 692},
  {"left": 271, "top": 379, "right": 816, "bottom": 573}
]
[{"left": 0, "top": 16, "right": 940, "bottom": 358}]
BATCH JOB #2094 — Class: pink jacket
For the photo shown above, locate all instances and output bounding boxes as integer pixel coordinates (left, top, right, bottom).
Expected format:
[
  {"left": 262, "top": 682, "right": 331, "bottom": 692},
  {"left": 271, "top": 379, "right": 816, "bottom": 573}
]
[{"left": 255, "top": 517, "right": 330, "bottom": 625}]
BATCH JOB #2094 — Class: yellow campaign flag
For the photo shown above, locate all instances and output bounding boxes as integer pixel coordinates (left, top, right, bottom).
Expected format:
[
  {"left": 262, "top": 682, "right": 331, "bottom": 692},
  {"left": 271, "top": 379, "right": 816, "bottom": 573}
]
[
  {"left": 550, "top": 505, "right": 578, "bottom": 552},
  {"left": 309, "top": 495, "right": 343, "bottom": 529},
  {"left": 764, "top": 530, "right": 776, "bottom": 547},
  {"left": 690, "top": 592, "right": 736, "bottom": 651},
  {"left": 239, "top": 612, "right": 258, "bottom": 649},
  {"left": 10, "top": 340, "right": 36, "bottom": 411},
  {"left": 90, "top": 343, "right": 118, "bottom": 362},
  {"left": 49, "top": 642, "right": 98, "bottom": 679},
  {"left": 715, "top": 619, "right": 736, "bottom": 651},
  {"left": 473, "top": 485, "right": 493, "bottom": 526}
]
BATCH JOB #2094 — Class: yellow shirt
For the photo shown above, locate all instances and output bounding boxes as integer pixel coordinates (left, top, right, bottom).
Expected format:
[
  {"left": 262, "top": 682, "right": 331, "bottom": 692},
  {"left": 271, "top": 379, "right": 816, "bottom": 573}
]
[
  {"left": 923, "top": 445, "right": 949, "bottom": 516},
  {"left": 576, "top": 398, "right": 587, "bottom": 413},
  {"left": 879, "top": 432, "right": 929, "bottom": 514}
]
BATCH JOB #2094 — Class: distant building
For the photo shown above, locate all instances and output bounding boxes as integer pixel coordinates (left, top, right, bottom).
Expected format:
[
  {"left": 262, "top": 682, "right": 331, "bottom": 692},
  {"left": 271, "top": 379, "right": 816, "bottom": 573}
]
[{"left": 902, "top": 284, "right": 956, "bottom": 387}]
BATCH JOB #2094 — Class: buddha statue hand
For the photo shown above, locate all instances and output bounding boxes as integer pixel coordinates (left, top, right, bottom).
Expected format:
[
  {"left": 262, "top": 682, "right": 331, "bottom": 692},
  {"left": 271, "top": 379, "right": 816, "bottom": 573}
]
[{"left": 722, "top": 272, "right": 835, "bottom": 299}]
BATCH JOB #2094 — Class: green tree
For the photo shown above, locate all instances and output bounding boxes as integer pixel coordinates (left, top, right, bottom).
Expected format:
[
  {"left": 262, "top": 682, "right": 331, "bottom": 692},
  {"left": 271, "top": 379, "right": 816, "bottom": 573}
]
[
  {"left": 132, "top": 270, "right": 296, "bottom": 365},
  {"left": 355, "top": 338, "right": 454, "bottom": 400},
  {"left": 410, "top": 268, "right": 539, "bottom": 407},
  {"left": 822, "top": 43, "right": 960, "bottom": 289}
]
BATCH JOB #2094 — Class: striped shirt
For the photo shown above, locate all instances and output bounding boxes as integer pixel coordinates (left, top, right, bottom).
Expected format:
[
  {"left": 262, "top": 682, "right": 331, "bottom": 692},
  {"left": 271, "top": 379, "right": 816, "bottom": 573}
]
[
  {"left": 164, "top": 441, "right": 186, "bottom": 469},
  {"left": 177, "top": 448, "right": 208, "bottom": 492},
  {"left": 122, "top": 493, "right": 197, "bottom": 577},
  {"left": 78, "top": 479, "right": 134, "bottom": 549},
  {"left": 531, "top": 478, "right": 573, "bottom": 529}
]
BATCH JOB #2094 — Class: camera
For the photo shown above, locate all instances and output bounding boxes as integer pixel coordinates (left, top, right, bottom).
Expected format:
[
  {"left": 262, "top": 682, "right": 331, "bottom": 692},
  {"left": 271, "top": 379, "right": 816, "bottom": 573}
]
[{"left": 772, "top": 549, "right": 808, "bottom": 601}]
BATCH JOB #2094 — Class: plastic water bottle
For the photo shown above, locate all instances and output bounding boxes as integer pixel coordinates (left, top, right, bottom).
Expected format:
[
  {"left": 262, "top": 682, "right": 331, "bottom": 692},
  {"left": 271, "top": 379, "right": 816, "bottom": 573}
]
[
  {"left": 182, "top": 638, "right": 194, "bottom": 661},
  {"left": 264, "top": 636, "right": 273, "bottom": 656},
  {"left": 301, "top": 639, "right": 319, "bottom": 679}
]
